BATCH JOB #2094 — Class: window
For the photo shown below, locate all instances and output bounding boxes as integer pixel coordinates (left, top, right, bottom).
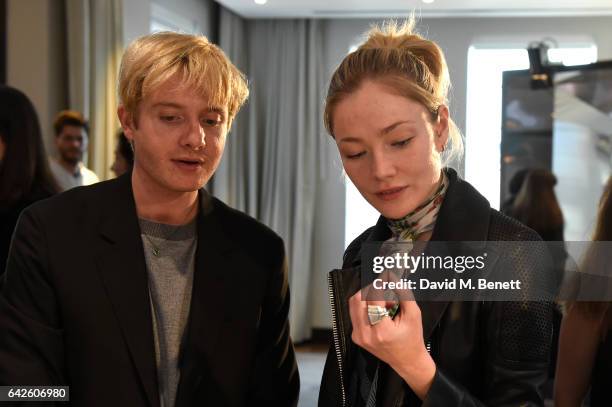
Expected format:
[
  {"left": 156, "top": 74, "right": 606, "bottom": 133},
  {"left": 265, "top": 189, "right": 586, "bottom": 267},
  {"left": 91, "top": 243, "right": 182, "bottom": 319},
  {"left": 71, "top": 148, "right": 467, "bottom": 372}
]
[{"left": 465, "top": 44, "right": 597, "bottom": 209}]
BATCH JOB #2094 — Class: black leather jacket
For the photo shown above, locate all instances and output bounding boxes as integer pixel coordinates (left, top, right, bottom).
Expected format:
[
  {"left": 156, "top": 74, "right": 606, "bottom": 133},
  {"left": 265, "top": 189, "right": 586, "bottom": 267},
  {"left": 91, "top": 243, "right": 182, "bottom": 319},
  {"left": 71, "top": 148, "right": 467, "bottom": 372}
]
[{"left": 319, "top": 168, "right": 553, "bottom": 406}]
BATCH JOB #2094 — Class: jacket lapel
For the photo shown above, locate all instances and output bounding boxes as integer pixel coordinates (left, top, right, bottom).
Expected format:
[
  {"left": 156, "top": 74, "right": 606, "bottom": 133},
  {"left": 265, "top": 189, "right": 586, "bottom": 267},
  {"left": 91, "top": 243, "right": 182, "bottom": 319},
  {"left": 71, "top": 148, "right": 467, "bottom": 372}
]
[
  {"left": 94, "top": 174, "right": 160, "bottom": 407},
  {"left": 175, "top": 190, "right": 237, "bottom": 406},
  {"left": 420, "top": 168, "right": 492, "bottom": 340}
]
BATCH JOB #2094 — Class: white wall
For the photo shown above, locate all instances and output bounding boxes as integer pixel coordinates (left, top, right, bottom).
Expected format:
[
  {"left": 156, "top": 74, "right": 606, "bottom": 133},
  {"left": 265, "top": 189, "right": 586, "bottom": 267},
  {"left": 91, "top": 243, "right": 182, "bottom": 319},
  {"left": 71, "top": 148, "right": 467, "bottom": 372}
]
[
  {"left": 123, "top": 0, "right": 152, "bottom": 45},
  {"left": 123, "top": 0, "right": 216, "bottom": 44},
  {"left": 309, "top": 15, "right": 612, "bottom": 330},
  {"left": 150, "top": 0, "right": 216, "bottom": 39}
]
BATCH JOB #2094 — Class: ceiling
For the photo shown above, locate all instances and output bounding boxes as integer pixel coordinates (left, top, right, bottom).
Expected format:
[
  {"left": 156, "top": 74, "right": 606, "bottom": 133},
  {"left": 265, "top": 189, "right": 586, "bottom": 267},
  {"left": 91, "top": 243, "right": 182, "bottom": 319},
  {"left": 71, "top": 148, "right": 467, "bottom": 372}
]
[{"left": 216, "top": 0, "right": 612, "bottom": 18}]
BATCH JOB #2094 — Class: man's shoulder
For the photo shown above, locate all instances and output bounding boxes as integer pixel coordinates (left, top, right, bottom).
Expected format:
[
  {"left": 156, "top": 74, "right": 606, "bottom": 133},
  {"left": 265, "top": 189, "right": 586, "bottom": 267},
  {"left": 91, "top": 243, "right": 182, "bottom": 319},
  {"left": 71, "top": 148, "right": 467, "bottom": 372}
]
[
  {"left": 80, "top": 164, "right": 100, "bottom": 183},
  {"left": 48, "top": 157, "right": 63, "bottom": 174},
  {"left": 209, "top": 197, "right": 284, "bottom": 257},
  {"left": 24, "top": 177, "right": 121, "bottom": 220}
]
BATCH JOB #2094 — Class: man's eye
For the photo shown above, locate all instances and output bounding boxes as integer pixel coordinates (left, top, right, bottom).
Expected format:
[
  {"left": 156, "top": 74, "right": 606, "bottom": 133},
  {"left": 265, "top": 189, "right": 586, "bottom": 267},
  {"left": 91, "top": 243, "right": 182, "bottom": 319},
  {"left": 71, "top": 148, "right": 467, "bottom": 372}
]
[
  {"left": 204, "top": 119, "right": 220, "bottom": 126},
  {"left": 160, "top": 115, "right": 180, "bottom": 122}
]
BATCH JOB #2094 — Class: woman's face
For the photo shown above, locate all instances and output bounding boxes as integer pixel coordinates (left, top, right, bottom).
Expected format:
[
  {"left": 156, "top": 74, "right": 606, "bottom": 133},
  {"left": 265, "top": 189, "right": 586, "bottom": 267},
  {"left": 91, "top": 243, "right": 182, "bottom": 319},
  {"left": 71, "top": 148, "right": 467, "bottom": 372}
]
[{"left": 333, "top": 79, "right": 448, "bottom": 220}]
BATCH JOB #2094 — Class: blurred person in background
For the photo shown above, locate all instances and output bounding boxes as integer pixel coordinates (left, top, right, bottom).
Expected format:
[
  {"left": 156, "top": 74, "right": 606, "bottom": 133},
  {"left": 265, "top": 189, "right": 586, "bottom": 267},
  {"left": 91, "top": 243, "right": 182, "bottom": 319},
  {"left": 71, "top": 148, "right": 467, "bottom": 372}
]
[
  {"left": 111, "top": 130, "right": 134, "bottom": 177},
  {"left": 501, "top": 167, "right": 530, "bottom": 216},
  {"left": 49, "top": 110, "right": 99, "bottom": 190},
  {"left": 0, "top": 85, "right": 59, "bottom": 274},
  {"left": 511, "top": 168, "right": 567, "bottom": 396},
  {"left": 512, "top": 169, "right": 564, "bottom": 243},
  {"left": 555, "top": 176, "right": 612, "bottom": 407}
]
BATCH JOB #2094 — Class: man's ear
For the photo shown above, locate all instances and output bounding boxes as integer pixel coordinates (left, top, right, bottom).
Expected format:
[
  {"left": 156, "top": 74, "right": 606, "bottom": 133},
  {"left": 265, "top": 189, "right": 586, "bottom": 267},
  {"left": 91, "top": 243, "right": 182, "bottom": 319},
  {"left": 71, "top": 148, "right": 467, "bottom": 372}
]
[{"left": 117, "top": 105, "right": 136, "bottom": 140}]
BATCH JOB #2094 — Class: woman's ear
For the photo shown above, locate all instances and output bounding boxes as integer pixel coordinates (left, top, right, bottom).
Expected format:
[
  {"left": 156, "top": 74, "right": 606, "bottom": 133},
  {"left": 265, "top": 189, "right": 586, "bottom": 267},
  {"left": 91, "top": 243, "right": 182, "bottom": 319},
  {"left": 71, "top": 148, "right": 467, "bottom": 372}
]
[{"left": 435, "top": 105, "right": 450, "bottom": 152}]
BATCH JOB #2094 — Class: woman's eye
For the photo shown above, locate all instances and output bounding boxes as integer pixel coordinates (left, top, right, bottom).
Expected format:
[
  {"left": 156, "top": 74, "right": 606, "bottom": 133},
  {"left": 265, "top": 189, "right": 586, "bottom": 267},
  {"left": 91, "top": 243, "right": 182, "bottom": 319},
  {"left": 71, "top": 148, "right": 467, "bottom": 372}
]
[
  {"left": 346, "top": 151, "right": 365, "bottom": 159},
  {"left": 392, "top": 138, "right": 412, "bottom": 147}
]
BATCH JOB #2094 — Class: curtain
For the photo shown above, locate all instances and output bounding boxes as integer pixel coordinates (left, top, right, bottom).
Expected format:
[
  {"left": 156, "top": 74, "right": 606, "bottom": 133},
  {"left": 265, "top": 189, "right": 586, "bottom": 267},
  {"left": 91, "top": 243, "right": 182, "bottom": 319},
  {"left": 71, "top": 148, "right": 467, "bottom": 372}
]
[
  {"left": 214, "top": 8, "right": 330, "bottom": 342},
  {"left": 66, "top": 0, "right": 123, "bottom": 181}
]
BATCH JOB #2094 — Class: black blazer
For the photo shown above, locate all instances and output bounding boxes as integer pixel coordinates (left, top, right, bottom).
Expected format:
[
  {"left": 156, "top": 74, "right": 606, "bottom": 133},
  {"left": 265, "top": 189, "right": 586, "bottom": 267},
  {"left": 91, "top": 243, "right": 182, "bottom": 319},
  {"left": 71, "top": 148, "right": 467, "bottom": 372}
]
[
  {"left": 319, "top": 168, "right": 553, "bottom": 406},
  {"left": 0, "top": 174, "right": 299, "bottom": 406}
]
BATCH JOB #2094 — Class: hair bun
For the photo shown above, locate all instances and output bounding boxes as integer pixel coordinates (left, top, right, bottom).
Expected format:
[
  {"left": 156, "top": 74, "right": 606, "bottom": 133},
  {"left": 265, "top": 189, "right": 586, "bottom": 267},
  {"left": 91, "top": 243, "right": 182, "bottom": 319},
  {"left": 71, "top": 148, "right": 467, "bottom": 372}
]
[{"left": 359, "top": 19, "right": 448, "bottom": 93}]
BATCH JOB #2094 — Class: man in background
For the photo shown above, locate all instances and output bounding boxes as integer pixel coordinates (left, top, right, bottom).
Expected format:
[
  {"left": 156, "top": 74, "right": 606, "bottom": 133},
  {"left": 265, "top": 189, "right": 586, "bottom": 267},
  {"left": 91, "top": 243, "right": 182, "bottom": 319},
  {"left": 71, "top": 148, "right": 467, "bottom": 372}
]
[{"left": 49, "top": 110, "right": 99, "bottom": 190}]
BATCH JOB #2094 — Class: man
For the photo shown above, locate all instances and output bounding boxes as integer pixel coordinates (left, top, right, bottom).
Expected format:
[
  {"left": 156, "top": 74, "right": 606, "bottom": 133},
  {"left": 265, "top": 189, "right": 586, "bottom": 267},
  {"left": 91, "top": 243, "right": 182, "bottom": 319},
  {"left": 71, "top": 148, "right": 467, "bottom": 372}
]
[
  {"left": 49, "top": 110, "right": 99, "bottom": 191},
  {"left": 0, "top": 32, "right": 299, "bottom": 406}
]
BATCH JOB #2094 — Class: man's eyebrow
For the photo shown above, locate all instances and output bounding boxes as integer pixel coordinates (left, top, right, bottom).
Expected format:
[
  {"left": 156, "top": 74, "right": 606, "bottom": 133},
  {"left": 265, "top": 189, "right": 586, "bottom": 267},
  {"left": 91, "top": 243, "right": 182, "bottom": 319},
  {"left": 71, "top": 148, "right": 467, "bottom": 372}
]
[
  {"left": 380, "top": 120, "right": 415, "bottom": 135},
  {"left": 151, "top": 102, "right": 226, "bottom": 115},
  {"left": 151, "top": 102, "right": 183, "bottom": 109},
  {"left": 207, "top": 106, "right": 226, "bottom": 115}
]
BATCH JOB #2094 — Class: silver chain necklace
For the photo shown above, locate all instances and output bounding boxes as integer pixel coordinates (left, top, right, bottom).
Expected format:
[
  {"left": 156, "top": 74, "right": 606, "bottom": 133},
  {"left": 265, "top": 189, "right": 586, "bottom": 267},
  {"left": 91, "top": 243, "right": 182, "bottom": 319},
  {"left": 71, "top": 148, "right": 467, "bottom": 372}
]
[
  {"left": 141, "top": 204, "right": 198, "bottom": 257},
  {"left": 143, "top": 227, "right": 184, "bottom": 257}
]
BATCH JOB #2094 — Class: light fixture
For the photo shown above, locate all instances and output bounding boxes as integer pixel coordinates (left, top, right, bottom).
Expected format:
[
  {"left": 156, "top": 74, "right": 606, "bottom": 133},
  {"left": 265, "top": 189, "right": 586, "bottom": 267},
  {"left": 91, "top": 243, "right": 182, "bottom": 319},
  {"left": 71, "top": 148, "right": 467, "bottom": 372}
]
[
  {"left": 422, "top": 0, "right": 435, "bottom": 4},
  {"left": 254, "top": 0, "right": 267, "bottom": 4}
]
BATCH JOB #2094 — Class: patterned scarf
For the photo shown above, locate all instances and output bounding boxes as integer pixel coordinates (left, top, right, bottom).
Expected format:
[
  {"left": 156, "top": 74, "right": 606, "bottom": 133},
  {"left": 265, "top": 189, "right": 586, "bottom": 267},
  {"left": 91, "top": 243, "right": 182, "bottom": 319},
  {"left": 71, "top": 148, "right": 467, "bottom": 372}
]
[{"left": 386, "top": 171, "right": 448, "bottom": 242}]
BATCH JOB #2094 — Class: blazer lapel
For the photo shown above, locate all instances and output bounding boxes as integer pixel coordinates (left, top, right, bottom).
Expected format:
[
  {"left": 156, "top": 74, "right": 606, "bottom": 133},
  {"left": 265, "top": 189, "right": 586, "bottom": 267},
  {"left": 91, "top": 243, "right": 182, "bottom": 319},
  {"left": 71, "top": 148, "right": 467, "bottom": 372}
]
[
  {"left": 94, "top": 174, "right": 160, "bottom": 407},
  {"left": 175, "top": 190, "right": 237, "bottom": 406}
]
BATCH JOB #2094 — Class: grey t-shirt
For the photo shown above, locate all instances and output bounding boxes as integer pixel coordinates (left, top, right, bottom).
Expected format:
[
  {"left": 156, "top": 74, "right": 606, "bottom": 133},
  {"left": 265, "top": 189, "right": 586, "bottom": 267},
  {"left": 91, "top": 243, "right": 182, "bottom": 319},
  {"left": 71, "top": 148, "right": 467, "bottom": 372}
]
[{"left": 139, "top": 218, "right": 197, "bottom": 407}]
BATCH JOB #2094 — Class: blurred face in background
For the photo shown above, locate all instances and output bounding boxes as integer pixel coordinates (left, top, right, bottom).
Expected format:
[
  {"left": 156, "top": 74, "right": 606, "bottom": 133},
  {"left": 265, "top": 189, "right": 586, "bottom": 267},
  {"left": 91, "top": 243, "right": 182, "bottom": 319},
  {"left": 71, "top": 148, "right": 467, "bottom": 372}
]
[
  {"left": 111, "top": 146, "right": 131, "bottom": 177},
  {"left": 333, "top": 79, "right": 448, "bottom": 220},
  {"left": 56, "top": 124, "right": 87, "bottom": 165},
  {"left": 119, "top": 75, "right": 229, "bottom": 195}
]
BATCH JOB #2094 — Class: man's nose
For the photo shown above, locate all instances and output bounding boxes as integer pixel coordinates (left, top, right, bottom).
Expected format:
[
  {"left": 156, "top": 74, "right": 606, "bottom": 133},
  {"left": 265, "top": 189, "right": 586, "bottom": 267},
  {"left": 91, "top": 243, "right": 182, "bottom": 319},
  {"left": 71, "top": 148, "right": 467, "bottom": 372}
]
[{"left": 182, "top": 121, "right": 206, "bottom": 150}]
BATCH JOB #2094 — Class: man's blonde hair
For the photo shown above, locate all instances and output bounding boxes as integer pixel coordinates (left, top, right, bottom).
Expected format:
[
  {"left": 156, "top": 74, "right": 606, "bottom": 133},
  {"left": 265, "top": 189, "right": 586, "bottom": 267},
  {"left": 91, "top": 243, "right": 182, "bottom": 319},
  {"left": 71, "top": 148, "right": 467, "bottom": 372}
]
[{"left": 118, "top": 31, "right": 249, "bottom": 124}]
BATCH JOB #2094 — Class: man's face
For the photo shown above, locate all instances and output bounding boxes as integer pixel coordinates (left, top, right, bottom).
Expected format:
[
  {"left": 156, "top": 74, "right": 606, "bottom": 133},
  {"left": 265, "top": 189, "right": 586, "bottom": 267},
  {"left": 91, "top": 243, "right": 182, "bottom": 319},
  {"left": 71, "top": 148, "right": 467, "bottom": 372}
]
[
  {"left": 120, "top": 76, "right": 229, "bottom": 194},
  {"left": 56, "top": 125, "right": 87, "bottom": 165}
]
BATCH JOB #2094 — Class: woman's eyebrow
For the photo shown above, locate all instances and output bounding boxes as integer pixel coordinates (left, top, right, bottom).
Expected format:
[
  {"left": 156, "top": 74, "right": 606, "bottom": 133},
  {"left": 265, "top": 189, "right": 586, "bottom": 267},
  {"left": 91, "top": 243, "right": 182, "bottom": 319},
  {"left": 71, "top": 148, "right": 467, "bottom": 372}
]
[{"left": 380, "top": 120, "right": 415, "bottom": 135}]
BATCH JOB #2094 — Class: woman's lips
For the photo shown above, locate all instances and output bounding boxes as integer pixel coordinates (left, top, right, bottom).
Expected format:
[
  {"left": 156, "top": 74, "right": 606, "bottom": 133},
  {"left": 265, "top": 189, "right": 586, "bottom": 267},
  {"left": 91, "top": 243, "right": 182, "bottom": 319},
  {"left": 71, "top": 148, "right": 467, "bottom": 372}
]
[{"left": 375, "top": 186, "right": 407, "bottom": 201}]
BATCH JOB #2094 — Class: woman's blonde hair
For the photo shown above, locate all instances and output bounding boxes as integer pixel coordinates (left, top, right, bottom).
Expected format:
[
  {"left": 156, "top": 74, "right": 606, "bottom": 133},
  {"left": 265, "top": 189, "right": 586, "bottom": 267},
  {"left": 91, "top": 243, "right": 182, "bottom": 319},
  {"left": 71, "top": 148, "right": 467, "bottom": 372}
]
[
  {"left": 324, "top": 19, "right": 463, "bottom": 165},
  {"left": 118, "top": 31, "right": 249, "bottom": 125}
]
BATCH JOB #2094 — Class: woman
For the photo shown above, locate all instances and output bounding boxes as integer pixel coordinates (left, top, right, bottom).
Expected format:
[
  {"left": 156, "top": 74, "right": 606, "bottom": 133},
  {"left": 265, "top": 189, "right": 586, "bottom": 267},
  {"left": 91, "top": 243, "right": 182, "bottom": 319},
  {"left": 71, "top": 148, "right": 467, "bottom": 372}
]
[
  {"left": 0, "top": 86, "right": 59, "bottom": 274},
  {"left": 318, "top": 21, "right": 553, "bottom": 406},
  {"left": 555, "top": 177, "right": 612, "bottom": 407},
  {"left": 512, "top": 169, "right": 564, "bottom": 242}
]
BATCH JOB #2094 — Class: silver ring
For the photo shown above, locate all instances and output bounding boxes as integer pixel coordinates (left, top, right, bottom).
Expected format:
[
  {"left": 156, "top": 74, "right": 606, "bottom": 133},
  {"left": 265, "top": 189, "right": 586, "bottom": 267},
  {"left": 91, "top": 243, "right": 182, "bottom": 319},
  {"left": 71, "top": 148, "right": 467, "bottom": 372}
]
[{"left": 367, "top": 305, "right": 389, "bottom": 326}]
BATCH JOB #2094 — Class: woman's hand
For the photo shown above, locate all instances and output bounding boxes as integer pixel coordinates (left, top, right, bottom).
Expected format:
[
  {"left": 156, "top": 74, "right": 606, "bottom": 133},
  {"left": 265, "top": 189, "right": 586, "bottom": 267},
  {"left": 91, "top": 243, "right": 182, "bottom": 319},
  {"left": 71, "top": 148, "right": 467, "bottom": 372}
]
[{"left": 348, "top": 288, "right": 436, "bottom": 400}]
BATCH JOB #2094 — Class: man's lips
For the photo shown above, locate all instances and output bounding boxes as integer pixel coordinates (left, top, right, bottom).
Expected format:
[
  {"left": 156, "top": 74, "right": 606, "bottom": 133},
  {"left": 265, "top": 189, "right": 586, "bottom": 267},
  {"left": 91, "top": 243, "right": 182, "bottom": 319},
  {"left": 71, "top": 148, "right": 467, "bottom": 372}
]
[
  {"left": 172, "top": 158, "right": 204, "bottom": 170},
  {"left": 172, "top": 158, "right": 204, "bottom": 165}
]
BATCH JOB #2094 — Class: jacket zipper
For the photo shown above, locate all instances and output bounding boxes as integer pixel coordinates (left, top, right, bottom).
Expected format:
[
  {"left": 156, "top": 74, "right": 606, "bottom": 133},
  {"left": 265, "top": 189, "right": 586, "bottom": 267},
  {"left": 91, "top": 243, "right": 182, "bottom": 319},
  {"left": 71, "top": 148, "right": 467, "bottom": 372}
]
[{"left": 328, "top": 272, "right": 347, "bottom": 407}]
